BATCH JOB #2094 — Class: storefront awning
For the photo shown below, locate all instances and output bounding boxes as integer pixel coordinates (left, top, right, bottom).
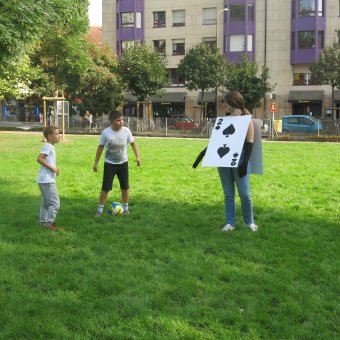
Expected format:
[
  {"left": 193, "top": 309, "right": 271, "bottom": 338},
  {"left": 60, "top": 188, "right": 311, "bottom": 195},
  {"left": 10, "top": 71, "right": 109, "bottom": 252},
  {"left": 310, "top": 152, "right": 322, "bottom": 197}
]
[
  {"left": 198, "top": 92, "right": 216, "bottom": 103},
  {"left": 150, "top": 92, "right": 186, "bottom": 103},
  {"left": 334, "top": 90, "right": 340, "bottom": 102},
  {"left": 288, "top": 90, "right": 324, "bottom": 102}
]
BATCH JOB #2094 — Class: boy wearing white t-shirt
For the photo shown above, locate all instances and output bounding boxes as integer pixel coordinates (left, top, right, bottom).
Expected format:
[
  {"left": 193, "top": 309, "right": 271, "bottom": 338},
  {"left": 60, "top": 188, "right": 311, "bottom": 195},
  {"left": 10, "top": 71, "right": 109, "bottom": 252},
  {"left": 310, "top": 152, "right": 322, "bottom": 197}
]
[
  {"left": 36, "top": 126, "right": 61, "bottom": 230},
  {"left": 93, "top": 110, "right": 141, "bottom": 216}
]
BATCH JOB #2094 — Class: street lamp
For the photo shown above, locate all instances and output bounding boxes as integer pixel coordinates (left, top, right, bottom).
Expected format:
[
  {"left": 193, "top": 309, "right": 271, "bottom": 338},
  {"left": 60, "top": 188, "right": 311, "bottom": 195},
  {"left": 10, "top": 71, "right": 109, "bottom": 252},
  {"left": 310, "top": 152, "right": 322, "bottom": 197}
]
[
  {"left": 215, "top": 7, "right": 228, "bottom": 116},
  {"left": 216, "top": 8, "right": 228, "bottom": 50}
]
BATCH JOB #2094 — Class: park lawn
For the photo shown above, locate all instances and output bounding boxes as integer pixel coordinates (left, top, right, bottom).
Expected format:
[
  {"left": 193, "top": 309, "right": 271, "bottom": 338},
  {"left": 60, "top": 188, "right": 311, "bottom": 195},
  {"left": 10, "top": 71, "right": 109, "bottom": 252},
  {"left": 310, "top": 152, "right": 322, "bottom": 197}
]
[{"left": 0, "top": 132, "right": 339, "bottom": 339}]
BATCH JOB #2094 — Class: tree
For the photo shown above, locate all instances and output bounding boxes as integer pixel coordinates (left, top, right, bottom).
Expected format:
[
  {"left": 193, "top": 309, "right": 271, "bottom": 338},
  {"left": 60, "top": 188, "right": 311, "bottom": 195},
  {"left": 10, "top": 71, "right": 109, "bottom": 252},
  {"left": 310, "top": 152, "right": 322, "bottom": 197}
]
[
  {"left": 30, "top": 0, "right": 91, "bottom": 96},
  {"left": 118, "top": 44, "right": 169, "bottom": 118},
  {"left": 73, "top": 43, "right": 125, "bottom": 115},
  {"left": 224, "top": 54, "right": 275, "bottom": 112},
  {"left": 178, "top": 42, "right": 227, "bottom": 118},
  {"left": 0, "top": 0, "right": 56, "bottom": 70},
  {"left": 0, "top": 55, "right": 42, "bottom": 101},
  {"left": 310, "top": 42, "right": 340, "bottom": 120}
]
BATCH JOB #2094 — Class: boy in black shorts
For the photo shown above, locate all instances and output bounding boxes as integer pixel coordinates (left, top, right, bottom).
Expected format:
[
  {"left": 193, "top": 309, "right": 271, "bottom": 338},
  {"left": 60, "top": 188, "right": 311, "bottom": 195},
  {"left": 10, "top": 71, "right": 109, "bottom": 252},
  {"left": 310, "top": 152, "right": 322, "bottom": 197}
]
[{"left": 93, "top": 110, "right": 141, "bottom": 216}]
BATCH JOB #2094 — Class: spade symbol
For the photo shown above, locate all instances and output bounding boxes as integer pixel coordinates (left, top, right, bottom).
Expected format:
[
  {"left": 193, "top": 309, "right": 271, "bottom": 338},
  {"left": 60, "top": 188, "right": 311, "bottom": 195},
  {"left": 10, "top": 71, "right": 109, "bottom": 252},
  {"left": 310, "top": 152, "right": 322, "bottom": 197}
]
[
  {"left": 223, "top": 124, "right": 235, "bottom": 137},
  {"left": 217, "top": 144, "right": 230, "bottom": 158},
  {"left": 215, "top": 125, "right": 221, "bottom": 130},
  {"left": 233, "top": 152, "right": 239, "bottom": 158}
]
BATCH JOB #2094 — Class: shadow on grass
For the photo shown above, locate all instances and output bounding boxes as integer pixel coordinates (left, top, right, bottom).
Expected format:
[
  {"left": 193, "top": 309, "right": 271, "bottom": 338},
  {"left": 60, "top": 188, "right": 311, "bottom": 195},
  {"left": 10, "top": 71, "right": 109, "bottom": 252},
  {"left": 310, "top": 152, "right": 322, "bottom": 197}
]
[{"left": 0, "top": 188, "right": 339, "bottom": 339}]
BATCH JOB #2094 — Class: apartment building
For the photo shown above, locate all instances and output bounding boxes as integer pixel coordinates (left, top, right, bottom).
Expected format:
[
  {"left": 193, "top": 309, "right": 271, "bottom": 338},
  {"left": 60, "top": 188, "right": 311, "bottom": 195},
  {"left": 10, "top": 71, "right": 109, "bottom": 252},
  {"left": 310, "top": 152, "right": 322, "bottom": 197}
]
[{"left": 103, "top": 0, "right": 340, "bottom": 119}]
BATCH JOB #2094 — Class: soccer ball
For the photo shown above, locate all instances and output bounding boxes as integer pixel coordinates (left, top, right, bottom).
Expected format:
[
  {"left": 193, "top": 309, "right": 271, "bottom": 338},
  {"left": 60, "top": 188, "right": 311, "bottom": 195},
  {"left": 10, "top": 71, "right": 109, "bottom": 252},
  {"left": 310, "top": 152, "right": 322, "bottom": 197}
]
[{"left": 108, "top": 202, "right": 124, "bottom": 216}]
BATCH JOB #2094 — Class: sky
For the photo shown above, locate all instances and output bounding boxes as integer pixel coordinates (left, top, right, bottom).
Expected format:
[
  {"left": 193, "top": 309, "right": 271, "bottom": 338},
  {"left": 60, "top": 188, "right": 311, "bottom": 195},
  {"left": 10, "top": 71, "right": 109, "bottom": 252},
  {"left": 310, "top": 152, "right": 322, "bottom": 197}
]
[{"left": 88, "top": 0, "right": 102, "bottom": 27}]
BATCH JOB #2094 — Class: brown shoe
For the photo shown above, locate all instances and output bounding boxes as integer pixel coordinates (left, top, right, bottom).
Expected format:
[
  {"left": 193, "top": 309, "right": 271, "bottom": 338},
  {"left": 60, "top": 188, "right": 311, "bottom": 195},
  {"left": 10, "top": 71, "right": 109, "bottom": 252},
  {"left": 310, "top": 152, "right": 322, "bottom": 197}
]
[{"left": 49, "top": 223, "right": 63, "bottom": 231}]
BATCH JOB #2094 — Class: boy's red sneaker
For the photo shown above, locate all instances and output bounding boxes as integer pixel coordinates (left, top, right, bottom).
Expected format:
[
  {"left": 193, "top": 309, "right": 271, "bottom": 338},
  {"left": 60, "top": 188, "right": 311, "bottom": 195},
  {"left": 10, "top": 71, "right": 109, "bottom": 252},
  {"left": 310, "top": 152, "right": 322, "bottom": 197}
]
[{"left": 49, "top": 223, "right": 63, "bottom": 231}]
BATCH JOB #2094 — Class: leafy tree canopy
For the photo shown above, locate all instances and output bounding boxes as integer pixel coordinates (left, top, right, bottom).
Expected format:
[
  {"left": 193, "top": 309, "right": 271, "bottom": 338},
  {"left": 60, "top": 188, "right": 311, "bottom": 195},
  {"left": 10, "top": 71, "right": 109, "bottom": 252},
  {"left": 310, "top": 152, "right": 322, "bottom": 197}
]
[
  {"left": 73, "top": 43, "right": 124, "bottom": 115},
  {"left": 118, "top": 44, "right": 169, "bottom": 101},
  {"left": 224, "top": 55, "right": 275, "bottom": 110},
  {"left": 177, "top": 42, "right": 227, "bottom": 97},
  {"left": 30, "top": 0, "right": 91, "bottom": 96},
  {"left": 310, "top": 42, "right": 340, "bottom": 111}
]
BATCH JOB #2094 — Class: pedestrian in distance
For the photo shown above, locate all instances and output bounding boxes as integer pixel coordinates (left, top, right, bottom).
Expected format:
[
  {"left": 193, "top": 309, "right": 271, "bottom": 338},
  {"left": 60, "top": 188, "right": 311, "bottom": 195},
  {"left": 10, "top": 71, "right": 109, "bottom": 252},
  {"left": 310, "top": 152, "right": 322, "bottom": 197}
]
[
  {"left": 36, "top": 126, "right": 62, "bottom": 230},
  {"left": 93, "top": 110, "right": 141, "bottom": 216}
]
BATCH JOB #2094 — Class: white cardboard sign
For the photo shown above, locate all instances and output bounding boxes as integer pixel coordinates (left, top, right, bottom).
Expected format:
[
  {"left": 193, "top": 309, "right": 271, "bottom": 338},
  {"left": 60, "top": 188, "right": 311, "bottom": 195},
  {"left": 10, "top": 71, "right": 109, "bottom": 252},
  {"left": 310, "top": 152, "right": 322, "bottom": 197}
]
[{"left": 202, "top": 115, "right": 251, "bottom": 167}]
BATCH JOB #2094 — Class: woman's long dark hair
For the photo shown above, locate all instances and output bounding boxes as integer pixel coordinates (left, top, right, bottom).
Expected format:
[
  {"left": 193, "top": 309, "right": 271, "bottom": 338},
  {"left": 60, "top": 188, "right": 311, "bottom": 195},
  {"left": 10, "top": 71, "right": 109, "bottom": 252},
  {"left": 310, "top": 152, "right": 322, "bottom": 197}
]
[{"left": 224, "top": 91, "right": 250, "bottom": 115}]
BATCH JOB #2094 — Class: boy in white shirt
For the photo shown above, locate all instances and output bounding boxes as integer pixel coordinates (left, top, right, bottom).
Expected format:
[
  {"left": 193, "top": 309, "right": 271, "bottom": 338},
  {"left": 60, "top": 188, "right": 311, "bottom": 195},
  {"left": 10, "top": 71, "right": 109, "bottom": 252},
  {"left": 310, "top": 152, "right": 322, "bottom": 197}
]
[
  {"left": 36, "top": 126, "right": 61, "bottom": 230},
  {"left": 93, "top": 110, "right": 141, "bottom": 216}
]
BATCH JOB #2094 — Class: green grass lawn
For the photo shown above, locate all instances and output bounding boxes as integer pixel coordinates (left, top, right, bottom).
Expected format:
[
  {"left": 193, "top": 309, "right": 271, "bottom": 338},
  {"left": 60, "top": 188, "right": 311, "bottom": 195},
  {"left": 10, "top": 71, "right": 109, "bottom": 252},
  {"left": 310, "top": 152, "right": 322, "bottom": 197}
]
[{"left": 0, "top": 132, "right": 339, "bottom": 339}]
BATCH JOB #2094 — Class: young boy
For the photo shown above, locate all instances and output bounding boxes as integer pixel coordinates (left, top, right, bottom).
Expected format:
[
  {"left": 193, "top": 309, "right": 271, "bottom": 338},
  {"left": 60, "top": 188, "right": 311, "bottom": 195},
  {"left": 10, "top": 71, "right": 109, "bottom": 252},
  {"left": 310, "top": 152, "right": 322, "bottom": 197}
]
[
  {"left": 93, "top": 110, "right": 141, "bottom": 216},
  {"left": 36, "top": 126, "right": 61, "bottom": 230}
]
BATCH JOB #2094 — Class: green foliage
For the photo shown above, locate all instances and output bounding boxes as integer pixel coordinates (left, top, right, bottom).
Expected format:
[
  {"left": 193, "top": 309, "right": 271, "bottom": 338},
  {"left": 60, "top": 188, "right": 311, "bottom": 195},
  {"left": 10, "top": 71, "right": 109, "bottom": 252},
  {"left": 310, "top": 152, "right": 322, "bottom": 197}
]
[
  {"left": 178, "top": 42, "right": 227, "bottom": 94},
  {"left": 0, "top": 55, "right": 43, "bottom": 100},
  {"left": 310, "top": 42, "right": 340, "bottom": 107},
  {"left": 74, "top": 44, "right": 125, "bottom": 114},
  {"left": 0, "top": 0, "right": 56, "bottom": 69},
  {"left": 225, "top": 55, "right": 275, "bottom": 110},
  {"left": 30, "top": 0, "right": 91, "bottom": 96},
  {"left": 118, "top": 44, "right": 169, "bottom": 101},
  {"left": 0, "top": 133, "right": 339, "bottom": 338}
]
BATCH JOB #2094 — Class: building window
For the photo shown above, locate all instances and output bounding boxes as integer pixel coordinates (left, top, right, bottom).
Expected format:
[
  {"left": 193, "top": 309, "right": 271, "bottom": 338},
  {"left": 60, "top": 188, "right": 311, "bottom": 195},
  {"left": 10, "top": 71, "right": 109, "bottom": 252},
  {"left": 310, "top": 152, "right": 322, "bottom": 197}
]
[
  {"left": 293, "top": 73, "right": 320, "bottom": 85},
  {"left": 299, "top": 0, "right": 315, "bottom": 17},
  {"left": 317, "top": 0, "right": 324, "bottom": 16},
  {"left": 318, "top": 31, "right": 324, "bottom": 48},
  {"left": 172, "top": 39, "right": 185, "bottom": 55},
  {"left": 292, "top": 0, "right": 296, "bottom": 18},
  {"left": 153, "top": 11, "right": 166, "bottom": 28},
  {"left": 167, "top": 68, "right": 185, "bottom": 86},
  {"left": 135, "top": 12, "right": 142, "bottom": 28},
  {"left": 203, "top": 37, "right": 217, "bottom": 50},
  {"left": 203, "top": 8, "right": 216, "bottom": 25},
  {"left": 121, "top": 12, "right": 134, "bottom": 28},
  {"left": 173, "top": 10, "right": 185, "bottom": 27},
  {"left": 230, "top": 4, "right": 245, "bottom": 22},
  {"left": 121, "top": 40, "right": 134, "bottom": 52},
  {"left": 248, "top": 4, "right": 254, "bottom": 21},
  {"left": 230, "top": 35, "right": 245, "bottom": 51},
  {"left": 247, "top": 35, "right": 253, "bottom": 52},
  {"left": 291, "top": 32, "right": 295, "bottom": 49},
  {"left": 298, "top": 31, "right": 315, "bottom": 48},
  {"left": 153, "top": 40, "right": 166, "bottom": 54}
]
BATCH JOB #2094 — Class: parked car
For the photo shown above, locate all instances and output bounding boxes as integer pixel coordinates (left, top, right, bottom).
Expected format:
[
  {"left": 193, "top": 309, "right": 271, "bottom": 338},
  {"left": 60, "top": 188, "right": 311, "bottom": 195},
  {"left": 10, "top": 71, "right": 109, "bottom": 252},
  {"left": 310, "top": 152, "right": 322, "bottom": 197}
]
[
  {"left": 168, "top": 115, "right": 199, "bottom": 130},
  {"left": 282, "top": 115, "right": 322, "bottom": 133}
]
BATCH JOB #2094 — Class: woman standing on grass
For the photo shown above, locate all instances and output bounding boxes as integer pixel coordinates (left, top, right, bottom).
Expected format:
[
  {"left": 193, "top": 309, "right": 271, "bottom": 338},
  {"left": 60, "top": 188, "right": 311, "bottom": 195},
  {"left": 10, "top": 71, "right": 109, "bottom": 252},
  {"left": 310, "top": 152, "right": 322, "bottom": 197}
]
[{"left": 219, "top": 91, "right": 258, "bottom": 232}]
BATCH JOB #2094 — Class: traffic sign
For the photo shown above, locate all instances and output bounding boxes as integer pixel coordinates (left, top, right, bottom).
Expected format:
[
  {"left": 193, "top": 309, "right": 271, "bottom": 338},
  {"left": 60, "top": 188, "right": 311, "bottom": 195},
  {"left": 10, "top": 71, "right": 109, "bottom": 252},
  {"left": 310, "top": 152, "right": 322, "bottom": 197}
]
[{"left": 270, "top": 103, "right": 276, "bottom": 113}]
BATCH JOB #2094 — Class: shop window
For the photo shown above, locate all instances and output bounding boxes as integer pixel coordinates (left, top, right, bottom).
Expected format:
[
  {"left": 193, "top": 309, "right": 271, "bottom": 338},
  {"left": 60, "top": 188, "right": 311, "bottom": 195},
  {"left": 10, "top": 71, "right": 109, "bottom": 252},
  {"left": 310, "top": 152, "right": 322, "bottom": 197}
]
[
  {"left": 153, "top": 40, "right": 166, "bottom": 54},
  {"left": 153, "top": 11, "right": 166, "bottom": 28},
  {"left": 172, "top": 39, "right": 185, "bottom": 55},
  {"left": 203, "top": 8, "right": 216, "bottom": 25},
  {"left": 230, "top": 4, "right": 245, "bottom": 22},
  {"left": 173, "top": 10, "right": 185, "bottom": 27}
]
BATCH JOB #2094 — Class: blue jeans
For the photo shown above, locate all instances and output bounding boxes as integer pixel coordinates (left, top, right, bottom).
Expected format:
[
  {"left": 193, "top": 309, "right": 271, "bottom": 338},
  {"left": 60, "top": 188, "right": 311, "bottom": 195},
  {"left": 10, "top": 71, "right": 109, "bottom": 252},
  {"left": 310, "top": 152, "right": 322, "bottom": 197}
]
[{"left": 218, "top": 165, "right": 254, "bottom": 225}]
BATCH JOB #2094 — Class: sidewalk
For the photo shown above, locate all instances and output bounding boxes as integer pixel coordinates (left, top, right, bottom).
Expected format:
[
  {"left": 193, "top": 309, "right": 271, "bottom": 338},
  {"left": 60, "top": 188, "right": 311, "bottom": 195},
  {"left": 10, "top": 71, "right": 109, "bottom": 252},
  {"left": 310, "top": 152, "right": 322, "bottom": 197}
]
[{"left": 0, "top": 121, "right": 42, "bottom": 130}]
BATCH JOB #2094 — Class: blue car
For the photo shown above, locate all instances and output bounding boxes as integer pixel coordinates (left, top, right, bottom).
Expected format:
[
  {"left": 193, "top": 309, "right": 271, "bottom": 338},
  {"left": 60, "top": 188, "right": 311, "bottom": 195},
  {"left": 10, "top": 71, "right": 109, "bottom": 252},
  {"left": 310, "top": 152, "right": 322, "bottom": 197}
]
[{"left": 282, "top": 115, "right": 322, "bottom": 133}]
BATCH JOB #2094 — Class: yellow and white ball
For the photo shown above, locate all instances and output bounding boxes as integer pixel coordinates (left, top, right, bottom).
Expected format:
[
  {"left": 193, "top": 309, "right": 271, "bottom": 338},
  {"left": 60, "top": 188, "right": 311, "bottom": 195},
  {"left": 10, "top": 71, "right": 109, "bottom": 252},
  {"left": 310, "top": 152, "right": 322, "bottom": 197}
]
[{"left": 108, "top": 202, "right": 124, "bottom": 216}]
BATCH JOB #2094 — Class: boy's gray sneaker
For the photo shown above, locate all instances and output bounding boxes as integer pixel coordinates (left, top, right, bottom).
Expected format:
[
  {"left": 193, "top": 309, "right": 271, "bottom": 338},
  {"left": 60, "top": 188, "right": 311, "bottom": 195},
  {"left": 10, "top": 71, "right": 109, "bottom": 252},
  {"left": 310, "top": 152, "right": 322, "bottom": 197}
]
[
  {"left": 94, "top": 210, "right": 102, "bottom": 217},
  {"left": 221, "top": 224, "right": 235, "bottom": 232},
  {"left": 245, "top": 223, "right": 258, "bottom": 231}
]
